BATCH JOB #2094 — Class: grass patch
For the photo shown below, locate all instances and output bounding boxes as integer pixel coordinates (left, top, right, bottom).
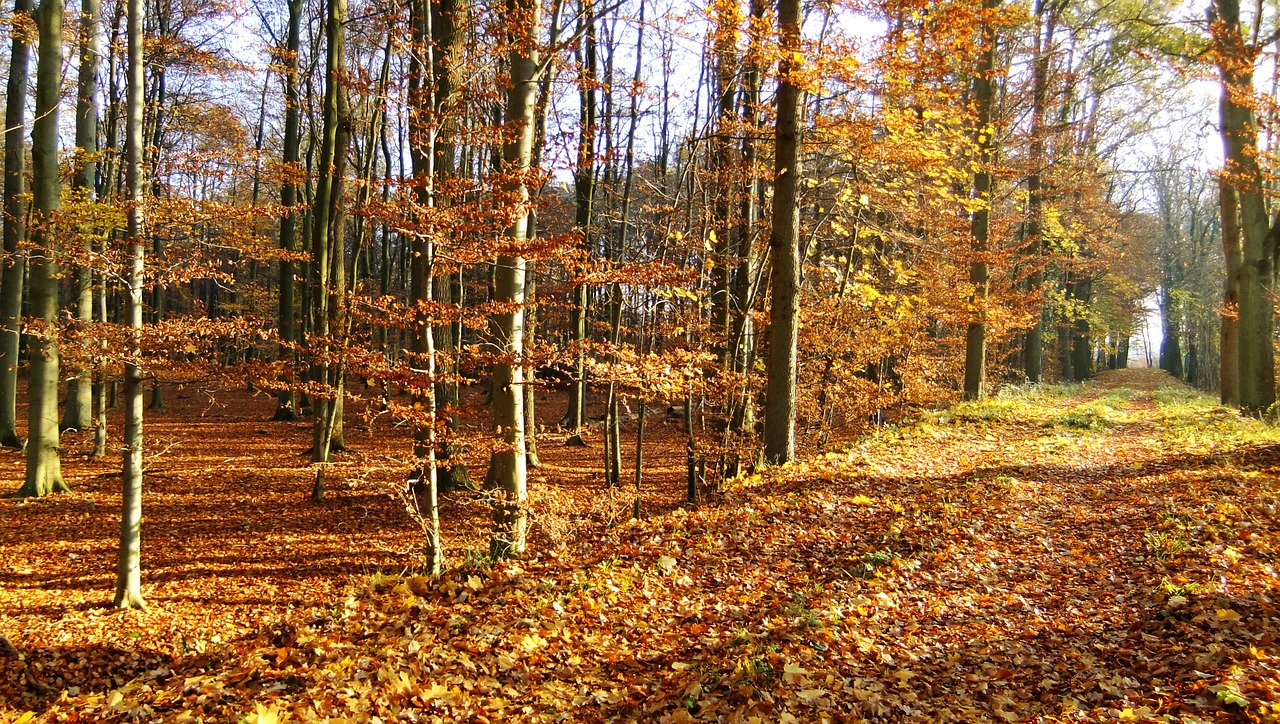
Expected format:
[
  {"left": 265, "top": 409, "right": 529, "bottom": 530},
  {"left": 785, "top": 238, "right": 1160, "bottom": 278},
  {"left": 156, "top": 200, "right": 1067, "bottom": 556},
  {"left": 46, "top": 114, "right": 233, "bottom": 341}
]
[
  {"left": 941, "top": 384, "right": 1082, "bottom": 425},
  {"left": 1153, "top": 384, "right": 1280, "bottom": 449},
  {"left": 1049, "top": 400, "right": 1117, "bottom": 430}
]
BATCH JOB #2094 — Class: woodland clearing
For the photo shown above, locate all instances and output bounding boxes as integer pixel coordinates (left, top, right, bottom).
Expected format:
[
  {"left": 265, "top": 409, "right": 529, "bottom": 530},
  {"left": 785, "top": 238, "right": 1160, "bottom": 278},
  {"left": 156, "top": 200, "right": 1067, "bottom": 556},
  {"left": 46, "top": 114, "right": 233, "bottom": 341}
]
[{"left": 2, "top": 368, "right": 1280, "bottom": 722}]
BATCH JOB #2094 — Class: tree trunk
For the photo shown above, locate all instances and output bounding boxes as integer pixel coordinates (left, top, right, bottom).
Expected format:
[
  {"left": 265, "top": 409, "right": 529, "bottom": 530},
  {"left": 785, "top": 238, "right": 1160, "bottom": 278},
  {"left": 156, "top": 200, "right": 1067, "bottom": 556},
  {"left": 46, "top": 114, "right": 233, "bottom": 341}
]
[
  {"left": 1071, "top": 276, "right": 1093, "bottom": 380},
  {"left": 20, "top": 0, "right": 69, "bottom": 498},
  {"left": 61, "top": 0, "right": 98, "bottom": 432},
  {"left": 1213, "top": 0, "right": 1275, "bottom": 412},
  {"left": 709, "top": 0, "right": 739, "bottom": 361},
  {"left": 431, "top": 0, "right": 473, "bottom": 489},
  {"left": 962, "top": 0, "right": 999, "bottom": 401},
  {"left": 1220, "top": 174, "right": 1242, "bottom": 404},
  {"left": 763, "top": 0, "right": 803, "bottom": 464},
  {"left": 273, "top": 0, "right": 303, "bottom": 422},
  {"left": 488, "top": 0, "right": 539, "bottom": 558},
  {"left": 309, "top": 0, "right": 347, "bottom": 476},
  {"left": 114, "top": 0, "right": 145, "bottom": 610},
  {"left": 0, "top": 0, "right": 31, "bottom": 449},
  {"left": 1022, "top": 0, "right": 1058, "bottom": 383},
  {"left": 564, "top": 0, "right": 596, "bottom": 436}
]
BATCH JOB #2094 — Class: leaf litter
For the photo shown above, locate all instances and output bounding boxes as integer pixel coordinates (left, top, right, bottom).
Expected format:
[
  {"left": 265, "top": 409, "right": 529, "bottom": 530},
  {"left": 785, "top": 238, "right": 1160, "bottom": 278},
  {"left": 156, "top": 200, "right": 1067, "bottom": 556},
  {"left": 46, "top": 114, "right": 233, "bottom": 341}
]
[{"left": 4, "top": 369, "right": 1280, "bottom": 722}]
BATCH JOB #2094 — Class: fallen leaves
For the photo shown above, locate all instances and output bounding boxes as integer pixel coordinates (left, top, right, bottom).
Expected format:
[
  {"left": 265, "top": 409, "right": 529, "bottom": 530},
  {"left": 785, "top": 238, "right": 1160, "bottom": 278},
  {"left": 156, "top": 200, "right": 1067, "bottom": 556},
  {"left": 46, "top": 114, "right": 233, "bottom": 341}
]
[{"left": 6, "top": 370, "right": 1280, "bottom": 722}]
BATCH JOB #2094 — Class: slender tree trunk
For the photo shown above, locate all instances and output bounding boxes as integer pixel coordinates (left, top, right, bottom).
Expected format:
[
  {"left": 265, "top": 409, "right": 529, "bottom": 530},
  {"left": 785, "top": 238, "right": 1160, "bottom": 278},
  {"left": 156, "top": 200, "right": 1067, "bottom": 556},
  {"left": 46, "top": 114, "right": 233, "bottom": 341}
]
[
  {"left": 1220, "top": 174, "right": 1242, "bottom": 404},
  {"left": 730, "top": 0, "right": 765, "bottom": 437},
  {"left": 409, "top": 0, "right": 443, "bottom": 573},
  {"left": 273, "top": 0, "right": 303, "bottom": 421},
  {"left": 309, "top": 0, "right": 347, "bottom": 479},
  {"left": 962, "top": 0, "right": 999, "bottom": 401},
  {"left": 763, "top": 0, "right": 803, "bottom": 464},
  {"left": 488, "top": 0, "right": 539, "bottom": 558},
  {"left": 564, "top": 0, "right": 596, "bottom": 436},
  {"left": 1022, "top": 0, "right": 1057, "bottom": 383},
  {"left": 0, "top": 0, "right": 31, "bottom": 449},
  {"left": 114, "top": 0, "right": 145, "bottom": 610},
  {"left": 147, "top": 29, "right": 166, "bottom": 411},
  {"left": 709, "top": 0, "right": 739, "bottom": 360},
  {"left": 61, "top": 0, "right": 99, "bottom": 432},
  {"left": 20, "top": 0, "right": 69, "bottom": 498}
]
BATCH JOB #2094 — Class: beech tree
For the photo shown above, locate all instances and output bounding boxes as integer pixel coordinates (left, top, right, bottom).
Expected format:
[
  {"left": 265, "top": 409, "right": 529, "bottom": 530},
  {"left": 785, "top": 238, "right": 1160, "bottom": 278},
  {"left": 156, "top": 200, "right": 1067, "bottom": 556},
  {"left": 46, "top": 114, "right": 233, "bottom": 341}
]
[
  {"left": 115, "top": 0, "right": 146, "bottom": 610},
  {"left": 20, "top": 0, "right": 69, "bottom": 498},
  {"left": 1210, "top": 0, "right": 1274, "bottom": 413},
  {"left": 0, "top": 0, "right": 30, "bottom": 449},
  {"left": 61, "top": 0, "right": 100, "bottom": 433},
  {"left": 488, "top": 0, "right": 540, "bottom": 558}
]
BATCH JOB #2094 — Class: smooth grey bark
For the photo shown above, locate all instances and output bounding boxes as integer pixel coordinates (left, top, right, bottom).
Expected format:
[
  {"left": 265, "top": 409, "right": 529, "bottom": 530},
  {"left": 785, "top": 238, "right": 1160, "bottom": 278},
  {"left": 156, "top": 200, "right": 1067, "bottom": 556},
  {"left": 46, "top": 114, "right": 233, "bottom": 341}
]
[
  {"left": 20, "top": 0, "right": 69, "bottom": 498},
  {"left": 0, "top": 0, "right": 32, "bottom": 449},
  {"left": 62, "top": 0, "right": 100, "bottom": 432},
  {"left": 114, "top": 0, "right": 144, "bottom": 610},
  {"left": 488, "top": 0, "right": 539, "bottom": 558},
  {"left": 763, "top": 0, "right": 803, "bottom": 464}
]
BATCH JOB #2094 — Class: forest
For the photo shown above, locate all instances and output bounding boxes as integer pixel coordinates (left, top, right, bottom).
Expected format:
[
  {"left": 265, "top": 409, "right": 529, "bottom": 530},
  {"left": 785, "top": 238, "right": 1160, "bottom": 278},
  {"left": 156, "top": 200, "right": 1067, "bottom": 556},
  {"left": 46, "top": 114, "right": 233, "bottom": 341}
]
[{"left": 3, "top": 0, "right": 1280, "bottom": 718}]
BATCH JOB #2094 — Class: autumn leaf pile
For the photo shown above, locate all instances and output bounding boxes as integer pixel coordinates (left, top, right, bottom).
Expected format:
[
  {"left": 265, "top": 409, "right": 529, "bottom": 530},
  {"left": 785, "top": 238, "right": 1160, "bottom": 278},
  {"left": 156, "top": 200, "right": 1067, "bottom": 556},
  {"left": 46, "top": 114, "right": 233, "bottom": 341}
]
[{"left": 5, "top": 369, "right": 1280, "bottom": 722}]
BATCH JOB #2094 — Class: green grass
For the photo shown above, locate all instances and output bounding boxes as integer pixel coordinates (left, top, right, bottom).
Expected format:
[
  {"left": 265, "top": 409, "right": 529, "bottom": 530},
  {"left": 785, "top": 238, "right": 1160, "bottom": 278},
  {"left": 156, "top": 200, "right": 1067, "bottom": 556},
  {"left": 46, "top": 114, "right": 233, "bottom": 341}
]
[
  {"left": 938, "top": 384, "right": 1082, "bottom": 425},
  {"left": 1153, "top": 384, "right": 1280, "bottom": 449}
]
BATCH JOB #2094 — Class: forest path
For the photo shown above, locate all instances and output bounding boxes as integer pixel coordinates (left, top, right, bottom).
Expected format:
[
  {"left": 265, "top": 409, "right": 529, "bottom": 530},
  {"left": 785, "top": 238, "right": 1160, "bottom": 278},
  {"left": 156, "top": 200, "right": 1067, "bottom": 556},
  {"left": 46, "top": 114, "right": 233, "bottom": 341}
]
[{"left": 9, "top": 369, "right": 1280, "bottom": 722}]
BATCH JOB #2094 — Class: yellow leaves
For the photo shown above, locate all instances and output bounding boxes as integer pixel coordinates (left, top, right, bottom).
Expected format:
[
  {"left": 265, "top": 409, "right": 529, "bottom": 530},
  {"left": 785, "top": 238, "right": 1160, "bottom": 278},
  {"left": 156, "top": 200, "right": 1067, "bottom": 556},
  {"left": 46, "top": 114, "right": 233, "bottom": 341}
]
[
  {"left": 1118, "top": 705, "right": 1155, "bottom": 721},
  {"left": 246, "top": 702, "right": 289, "bottom": 724},
  {"left": 1215, "top": 608, "right": 1242, "bottom": 622},
  {"left": 892, "top": 668, "right": 915, "bottom": 687},
  {"left": 519, "top": 633, "right": 547, "bottom": 652},
  {"left": 422, "top": 682, "right": 453, "bottom": 701},
  {"left": 11, "top": 713, "right": 36, "bottom": 724},
  {"left": 851, "top": 494, "right": 874, "bottom": 506}
]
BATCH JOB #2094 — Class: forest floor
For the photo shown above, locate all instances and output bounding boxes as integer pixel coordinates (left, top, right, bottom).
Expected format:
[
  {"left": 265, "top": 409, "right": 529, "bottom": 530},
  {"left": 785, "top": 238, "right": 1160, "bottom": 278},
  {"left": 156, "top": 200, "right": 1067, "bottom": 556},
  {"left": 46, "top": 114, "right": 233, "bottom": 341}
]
[{"left": 4, "top": 368, "right": 1280, "bottom": 722}]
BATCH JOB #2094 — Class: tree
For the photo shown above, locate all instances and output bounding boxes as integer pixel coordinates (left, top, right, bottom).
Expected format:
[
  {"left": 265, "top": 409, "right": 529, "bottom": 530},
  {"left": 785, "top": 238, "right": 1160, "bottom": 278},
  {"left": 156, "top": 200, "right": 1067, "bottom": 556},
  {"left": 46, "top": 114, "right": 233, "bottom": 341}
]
[
  {"left": 309, "top": 0, "right": 350, "bottom": 497},
  {"left": 1210, "top": 0, "right": 1274, "bottom": 412},
  {"left": 488, "top": 0, "right": 540, "bottom": 558},
  {"left": 20, "top": 0, "right": 69, "bottom": 498},
  {"left": 962, "top": 0, "right": 1000, "bottom": 401},
  {"left": 564, "top": 0, "right": 597, "bottom": 439},
  {"left": 272, "top": 0, "right": 303, "bottom": 422},
  {"left": 114, "top": 0, "right": 146, "bottom": 611},
  {"left": 763, "top": 0, "right": 803, "bottom": 464},
  {"left": 0, "top": 0, "right": 32, "bottom": 449},
  {"left": 61, "top": 0, "right": 101, "bottom": 432}
]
